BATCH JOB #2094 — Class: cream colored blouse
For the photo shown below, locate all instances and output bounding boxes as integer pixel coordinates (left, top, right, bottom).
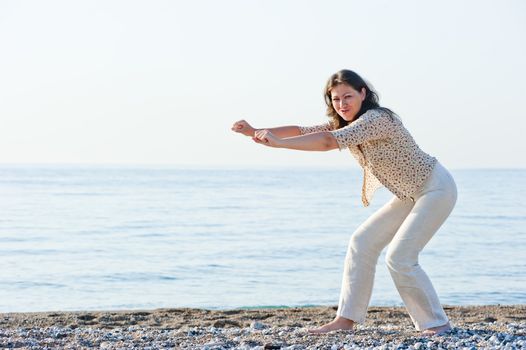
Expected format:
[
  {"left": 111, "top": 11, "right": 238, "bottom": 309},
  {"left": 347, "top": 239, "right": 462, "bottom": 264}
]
[{"left": 299, "top": 108, "right": 437, "bottom": 206}]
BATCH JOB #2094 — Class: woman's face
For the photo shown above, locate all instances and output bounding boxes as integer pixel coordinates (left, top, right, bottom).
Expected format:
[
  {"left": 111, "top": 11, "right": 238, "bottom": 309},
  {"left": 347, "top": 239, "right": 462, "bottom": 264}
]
[{"left": 330, "top": 83, "right": 366, "bottom": 122}]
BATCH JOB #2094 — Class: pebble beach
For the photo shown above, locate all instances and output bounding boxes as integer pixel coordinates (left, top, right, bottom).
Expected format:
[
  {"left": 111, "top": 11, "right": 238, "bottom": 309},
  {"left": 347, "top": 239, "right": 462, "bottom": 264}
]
[{"left": 1, "top": 305, "right": 524, "bottom": 349}]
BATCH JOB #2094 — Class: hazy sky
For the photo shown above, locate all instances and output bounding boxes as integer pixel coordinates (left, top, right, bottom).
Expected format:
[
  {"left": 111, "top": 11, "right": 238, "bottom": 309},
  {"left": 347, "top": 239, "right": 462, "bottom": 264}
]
[{"left": 1, "top": 0, "right": 525, "bottom": 168}]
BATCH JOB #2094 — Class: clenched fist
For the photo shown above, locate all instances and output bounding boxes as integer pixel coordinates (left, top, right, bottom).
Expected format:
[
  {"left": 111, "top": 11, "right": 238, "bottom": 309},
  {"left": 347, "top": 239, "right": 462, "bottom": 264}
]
[{"left": 231, "top": 120, "right": 256, "bottom": 137}]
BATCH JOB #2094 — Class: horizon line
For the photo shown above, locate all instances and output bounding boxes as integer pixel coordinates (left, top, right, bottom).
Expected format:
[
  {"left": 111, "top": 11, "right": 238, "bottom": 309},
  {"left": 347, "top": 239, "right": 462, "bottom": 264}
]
[{"left": 0, "top": 162, "right": 524, "bottom": 171}]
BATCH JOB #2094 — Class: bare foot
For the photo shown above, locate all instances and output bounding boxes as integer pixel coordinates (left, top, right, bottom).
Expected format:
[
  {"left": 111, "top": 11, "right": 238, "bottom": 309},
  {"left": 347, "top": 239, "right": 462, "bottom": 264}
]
[
  {"left": 308, "top": 316, "right": 355, "bottom": 334},
  {"left": 421, "top": 322, "right": 452, "bottom": 337}
]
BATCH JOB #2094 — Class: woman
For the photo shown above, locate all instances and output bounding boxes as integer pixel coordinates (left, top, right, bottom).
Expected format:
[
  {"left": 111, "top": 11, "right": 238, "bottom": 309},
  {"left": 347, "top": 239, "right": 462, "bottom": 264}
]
[{"left": 231, "top": 69, "right": 457, "bottom": 336}]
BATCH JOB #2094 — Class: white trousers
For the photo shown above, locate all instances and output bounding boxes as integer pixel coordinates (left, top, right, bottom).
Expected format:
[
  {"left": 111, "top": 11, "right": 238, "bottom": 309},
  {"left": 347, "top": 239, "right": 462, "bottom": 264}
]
[{"left": 336, "top": 161, "right": 457, "bottom": 330}]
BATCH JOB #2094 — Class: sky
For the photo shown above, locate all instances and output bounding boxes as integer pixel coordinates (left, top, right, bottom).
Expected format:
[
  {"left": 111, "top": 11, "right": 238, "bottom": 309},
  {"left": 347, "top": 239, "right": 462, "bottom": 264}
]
[{"left": 1, "top": 0, "right": 525, "bottom": 169}]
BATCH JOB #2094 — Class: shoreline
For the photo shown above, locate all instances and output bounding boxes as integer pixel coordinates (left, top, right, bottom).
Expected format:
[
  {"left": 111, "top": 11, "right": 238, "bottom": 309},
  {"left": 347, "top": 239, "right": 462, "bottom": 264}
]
[{"left": 1, "top": 305, "right": 525, "bottom": 349}]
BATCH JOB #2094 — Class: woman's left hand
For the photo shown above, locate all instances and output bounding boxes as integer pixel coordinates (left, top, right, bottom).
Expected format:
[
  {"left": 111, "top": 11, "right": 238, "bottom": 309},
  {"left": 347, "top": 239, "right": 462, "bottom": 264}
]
[{"left": 253, "top": 129, "right": 282, "bottom": 148}]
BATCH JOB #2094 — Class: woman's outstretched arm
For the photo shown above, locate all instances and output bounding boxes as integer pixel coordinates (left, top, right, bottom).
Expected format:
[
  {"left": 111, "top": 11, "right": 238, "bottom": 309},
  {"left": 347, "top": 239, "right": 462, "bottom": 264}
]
[
  {"left": 253, "top": 129, "right": 339, "bottom": 152},
  {"left": 231, "top": 120, "right": 301, "bottom": 138}
]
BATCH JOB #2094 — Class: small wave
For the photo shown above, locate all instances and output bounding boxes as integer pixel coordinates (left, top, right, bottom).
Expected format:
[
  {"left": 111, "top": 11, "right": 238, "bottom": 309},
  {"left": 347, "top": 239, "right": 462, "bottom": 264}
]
[
  {"left": 94, "top": 273, "right": 178, "bottom": 283},
  {"left": 457, "top": 214, "right": 526, "bottom": 221},
  {"left": 0, "top": 281, "right": 67, "bottom": 289},
  {"left": 53, "top": 192, "right": 115, "bottom": 197},
  {"left": 0, "top": 248, "right": 62, "bottom": 255}
]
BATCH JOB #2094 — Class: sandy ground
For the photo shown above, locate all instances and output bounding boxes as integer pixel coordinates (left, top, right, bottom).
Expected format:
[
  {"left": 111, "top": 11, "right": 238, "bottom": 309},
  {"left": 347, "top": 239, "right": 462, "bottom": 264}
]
[
  {"left": 0, "top": 305, "right": 524, "bottom": 349},
  {"left": 1, "top": 305, "right": 524, "bottom": 331}
]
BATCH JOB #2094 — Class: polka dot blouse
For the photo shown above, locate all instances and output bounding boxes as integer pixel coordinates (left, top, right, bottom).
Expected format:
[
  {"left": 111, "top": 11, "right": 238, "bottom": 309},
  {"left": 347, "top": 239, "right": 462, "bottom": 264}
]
[{"left": 299, "top": 108, "right": 437, "bottom": 206}]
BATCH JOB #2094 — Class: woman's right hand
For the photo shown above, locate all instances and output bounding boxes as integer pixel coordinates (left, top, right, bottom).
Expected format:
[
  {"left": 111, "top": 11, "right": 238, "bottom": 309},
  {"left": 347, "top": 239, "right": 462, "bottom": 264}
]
[{"left": 231, "top": 119, "right": 256, "bottom": 137}]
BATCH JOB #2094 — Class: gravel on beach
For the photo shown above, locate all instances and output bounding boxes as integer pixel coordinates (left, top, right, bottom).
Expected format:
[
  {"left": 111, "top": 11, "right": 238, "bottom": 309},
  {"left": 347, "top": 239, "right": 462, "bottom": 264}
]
[{"left": 0, "top": 305, "right": 524, "bottom": 349}]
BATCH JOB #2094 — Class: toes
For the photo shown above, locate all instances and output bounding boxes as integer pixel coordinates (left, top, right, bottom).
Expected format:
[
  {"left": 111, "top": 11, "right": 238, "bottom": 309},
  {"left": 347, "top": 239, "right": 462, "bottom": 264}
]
[
  {"left": 421, "top": 327, "right": 451, "bottom": 337},
  {"left": 307, "top": 328, "right": 325, "bottom": 335},
  {"left": 307, "top": 325, "right": 332, "bottom": 334}
]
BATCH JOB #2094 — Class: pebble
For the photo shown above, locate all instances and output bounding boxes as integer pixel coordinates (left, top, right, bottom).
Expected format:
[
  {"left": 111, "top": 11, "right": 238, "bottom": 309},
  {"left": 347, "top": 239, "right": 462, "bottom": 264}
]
[{"left": 251, "top": 321, "right": 267, "bottom": 330}]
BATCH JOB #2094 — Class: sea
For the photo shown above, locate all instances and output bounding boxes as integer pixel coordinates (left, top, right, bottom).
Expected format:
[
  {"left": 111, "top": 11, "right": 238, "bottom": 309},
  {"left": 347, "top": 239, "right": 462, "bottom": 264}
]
[{"left": 0, "top": 165, "right": 524, "bottom": 313}]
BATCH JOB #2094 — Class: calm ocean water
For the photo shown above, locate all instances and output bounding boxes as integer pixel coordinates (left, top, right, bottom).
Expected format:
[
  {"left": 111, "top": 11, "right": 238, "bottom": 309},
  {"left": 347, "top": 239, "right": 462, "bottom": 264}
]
[{"left": 0, "top": 165, "right": 524, "bottom": 312}]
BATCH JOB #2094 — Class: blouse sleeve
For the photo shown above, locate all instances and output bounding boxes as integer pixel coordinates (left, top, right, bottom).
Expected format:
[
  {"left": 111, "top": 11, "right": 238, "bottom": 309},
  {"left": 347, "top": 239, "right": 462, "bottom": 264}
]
[
  {"left": 329, "top": 110, "right": 395, "bottom": 150},
  {"left": 298, "top": 123, "right": 332, "bottom": 135}
]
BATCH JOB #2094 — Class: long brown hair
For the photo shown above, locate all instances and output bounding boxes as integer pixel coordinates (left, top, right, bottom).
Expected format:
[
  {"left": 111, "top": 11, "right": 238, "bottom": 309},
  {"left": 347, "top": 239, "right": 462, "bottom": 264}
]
[{"left": 324, "top": 69, "right": 394, "bottom": 129}]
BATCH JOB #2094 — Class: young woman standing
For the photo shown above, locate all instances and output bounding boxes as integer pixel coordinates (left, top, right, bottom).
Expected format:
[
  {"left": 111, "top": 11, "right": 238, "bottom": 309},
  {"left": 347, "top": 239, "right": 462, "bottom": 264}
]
[{"left": 231, "top": 69, "right": 457, "bottom": 336}]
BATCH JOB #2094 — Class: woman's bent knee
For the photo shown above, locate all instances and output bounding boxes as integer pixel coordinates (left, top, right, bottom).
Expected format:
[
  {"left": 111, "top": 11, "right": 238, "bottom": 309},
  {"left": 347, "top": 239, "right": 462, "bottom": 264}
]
[{"left": 348, "top": 231, "right": 381, "bottom": 256}]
